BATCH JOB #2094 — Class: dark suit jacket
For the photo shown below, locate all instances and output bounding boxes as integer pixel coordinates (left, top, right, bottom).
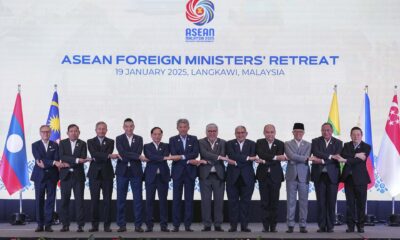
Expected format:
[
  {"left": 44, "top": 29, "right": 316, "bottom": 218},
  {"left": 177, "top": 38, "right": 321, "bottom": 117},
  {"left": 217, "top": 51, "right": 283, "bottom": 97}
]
[
  {"left": 115, "top": 134, "right": 144, "bottom": 178},
  {"left": 226, "top": 139, "right": 256, "bottom": 185},
  {"left": 59, "top": 138, "right": 87, "bottom": 182},
  {"left": 311, "top": 136, "right": 343, "bottom": 184},
  {"left": 169, "top": 134, "right": 199, "bottom": 181},
  {"left": 144, "top": 142, "right": 171, "bottom": 183},
  {"left": 340, "top": 141, "right": 371, "bottom": 185},
  {"left": 198, "top": 137, "right": 226, "bottom": 181},
  {"left": 30, "top": 140, "right": 60, "bottom": 183},
  {"left": 87, "top": 136, "right": 115, "bottom": 180},
  {"left": 255, "top": 138, "right": 285, "bottom": 183}
]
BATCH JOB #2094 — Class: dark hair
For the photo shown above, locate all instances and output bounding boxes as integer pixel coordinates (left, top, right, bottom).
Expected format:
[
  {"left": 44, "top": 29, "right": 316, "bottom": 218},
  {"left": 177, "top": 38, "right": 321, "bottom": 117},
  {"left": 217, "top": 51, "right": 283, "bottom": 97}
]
[
  {"left": 124, "top": 118, "right": 134, "bottom": 124},
  {"left": 321, "top": 122, "right": 333, "bottom": 130},
  {"left": 151, "top": 127, "right": 163, "bottom": 134},
  {"left": 67, "top": 124, "right": 79, "bottom": 131},
  {"left": 95, "top": 121, "right": 107, "bottom": 128},
  {"left": 351, "top": 126, "right": 363, "bottom": 135}
]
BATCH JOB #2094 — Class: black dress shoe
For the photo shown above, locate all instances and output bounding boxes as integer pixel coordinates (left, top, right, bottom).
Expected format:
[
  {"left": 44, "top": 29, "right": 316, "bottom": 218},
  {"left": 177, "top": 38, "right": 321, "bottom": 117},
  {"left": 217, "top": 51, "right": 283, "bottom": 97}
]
[
  {"left": 357, "top": 227, "right": 364, "bottom": 233},
  {"left": 104, "top": 227, "right": 112, "bottom": 232},
  {"left": 228, "top": 228, "right": 237, "bottom": 232},
  {"left": 35, "top": 226, "right": 44, "bottom": 232},
  {"left": 346, "top": 228, "right": 354, "bottom": 233},
  {"left": 45, "top": 226, "right": 53, "bottom": 232},
  {"left": 201, "top": 226, "right": 211, "bottom": 232},
  {"left": 262, "top": 228, "right": 269, "bottom": 232},
  {"left": 286, "top": 227, "right": 294, "bottom": 233},
  {"left": 241, "top": 228, "right": 251, "bottom": 232},
  {"left": 300, "top": 227, "right": 308, "bottom": 233},
  {"left": 327, "top": 228, "right": 334, "bottom": 233},
  {"left": 185, "top": 227, "right": 194, "bottom": 232},
  {"left": 60, "top": 226, "right": 69, "bottom": 232},
  {"left": 77, "top": 226, "right": 84, "bottom": 232},
  {"left": 89, "top": 227, "right": 99, "bottom": 232},
  {"left": 135, "top": 227, "right": 144, "bottom": 232},
  {"left": 117, "top": 226, "right": 127, "bottom": 232},
  {"left": 145, "top": 228, "right": 153, "bottom": 232},
  {"left": 171, "top": 227, "right": 179, "bottom": 232},
  {"left": 317, "top": 228, "right": 325, "bottom": 233},
  {"left": 161, "top": 227, "right": 170, "bottom": 232},
  {"left": 214, "top": 226, "right": 224, "bottom": 232},
  {"left": 270, "top": 226, "right": 277, "bottom": 233}
]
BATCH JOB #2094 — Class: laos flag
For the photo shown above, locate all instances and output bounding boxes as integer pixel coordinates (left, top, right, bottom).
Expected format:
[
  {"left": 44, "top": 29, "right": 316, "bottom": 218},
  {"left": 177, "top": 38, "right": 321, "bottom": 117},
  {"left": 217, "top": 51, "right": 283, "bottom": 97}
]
[{"left": 0, "top": 92, "right": 29, "bottom": 195}]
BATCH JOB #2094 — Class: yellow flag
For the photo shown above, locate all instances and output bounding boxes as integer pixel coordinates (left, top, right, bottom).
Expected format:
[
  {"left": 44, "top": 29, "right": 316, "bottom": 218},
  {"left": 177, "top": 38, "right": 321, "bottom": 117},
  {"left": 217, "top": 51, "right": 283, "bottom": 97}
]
[{"left": 328, "top": 90, "right": 340, "bottom": 136}]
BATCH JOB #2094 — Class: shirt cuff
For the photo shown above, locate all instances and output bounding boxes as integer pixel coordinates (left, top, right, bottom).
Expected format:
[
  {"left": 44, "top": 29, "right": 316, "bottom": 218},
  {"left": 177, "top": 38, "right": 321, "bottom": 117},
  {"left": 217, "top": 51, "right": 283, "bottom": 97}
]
[
  {"left": 181, "top": 155, "right": 186, "bottom": 160},
  {"left": 321, "top": 159, "right": 325, "bottom": 164},
  {"left": 273, "top": 156, "right": 277, "bottom": 161},
  {"left": 328, "top": 155, "right": 332, "bottom": 160},
  {"left": 75, "top": 158, "right": 80, "bottom": 164},
  {"left": 246, "top": 156, "right": 250, "bottom": 161}
]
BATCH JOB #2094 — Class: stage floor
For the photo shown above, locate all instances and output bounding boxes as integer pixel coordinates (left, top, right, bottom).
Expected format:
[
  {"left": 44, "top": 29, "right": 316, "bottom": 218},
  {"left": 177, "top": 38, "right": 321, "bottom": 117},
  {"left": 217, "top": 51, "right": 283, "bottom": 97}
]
[{"left": 0, "top": 222, "right": 399, "bottom": 239}]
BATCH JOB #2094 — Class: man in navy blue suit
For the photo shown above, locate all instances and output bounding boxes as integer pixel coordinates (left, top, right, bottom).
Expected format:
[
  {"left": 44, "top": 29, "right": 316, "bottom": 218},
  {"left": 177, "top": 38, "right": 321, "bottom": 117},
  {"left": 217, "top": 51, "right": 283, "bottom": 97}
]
[
  {"left": 116, "top": 118, "right": 147, "bottom": 232},
  {"left": 144, "top": 127, "right": 173, "bottom": 232},
  {"left": 169, "top": 118, "right": 200, "bottom": 232},
  {"left": 31, "top": 125, "right": 60, "bottom": 232},
  {"left": 226, "top": 125, "right": 257, "bottom": 232}
]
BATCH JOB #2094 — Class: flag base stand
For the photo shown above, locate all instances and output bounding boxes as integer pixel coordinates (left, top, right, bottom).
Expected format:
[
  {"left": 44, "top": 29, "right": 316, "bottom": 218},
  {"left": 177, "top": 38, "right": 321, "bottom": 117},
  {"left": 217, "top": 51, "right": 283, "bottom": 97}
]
[
  {"left": 365, "top": 214, "right": 376, "bottom": 226},
  {"left": 10, "top": 212, "right": 26, "bottom": 225},
  {"left": 388, "top": 214, "right": 400, "bottom": 226},
  {"left": 334, "top": 213, "right": 344, "bottom": 225}
]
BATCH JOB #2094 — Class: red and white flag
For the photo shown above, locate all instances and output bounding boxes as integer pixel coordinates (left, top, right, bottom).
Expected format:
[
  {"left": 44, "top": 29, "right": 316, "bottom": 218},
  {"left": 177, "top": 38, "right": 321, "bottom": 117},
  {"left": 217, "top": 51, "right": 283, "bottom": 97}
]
[{"left": 377, "top": 94, "right": 400, "bottom": 197}]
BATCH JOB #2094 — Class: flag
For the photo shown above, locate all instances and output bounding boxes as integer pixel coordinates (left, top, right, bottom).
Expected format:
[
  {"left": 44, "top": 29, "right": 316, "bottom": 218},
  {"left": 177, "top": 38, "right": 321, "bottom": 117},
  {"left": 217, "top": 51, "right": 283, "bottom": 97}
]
[
  {"left": 377, "top": 94, "right": 400, "bottom": 197},
  {"left": 357, "top": 92, "right": 375, "bottom": 189},
  {"left": 328, "top": 90, "right": 341, "bottom": 136},
  {"left": 46, "top": 91, "right": 60, "bottom": 142},
  {"left": 0, "top": 92, "right": 29, "bottom": 195},
  {"left": 327, "top": 88, "right": 344, "bottom": 190}
]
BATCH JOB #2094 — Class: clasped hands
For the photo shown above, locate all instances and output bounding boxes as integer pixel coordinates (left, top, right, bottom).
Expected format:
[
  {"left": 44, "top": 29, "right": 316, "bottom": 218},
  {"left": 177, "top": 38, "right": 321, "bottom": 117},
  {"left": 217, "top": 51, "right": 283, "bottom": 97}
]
[{"left": 331, "top": 152, "right": 367, "bottom": 163}]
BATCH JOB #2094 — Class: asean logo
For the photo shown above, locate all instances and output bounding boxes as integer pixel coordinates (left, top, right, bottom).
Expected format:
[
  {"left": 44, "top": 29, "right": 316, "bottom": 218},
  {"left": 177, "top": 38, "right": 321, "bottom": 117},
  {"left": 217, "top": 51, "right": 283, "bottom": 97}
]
[{"left": 186, "top": 0, "right": 215, "bottom": 26}]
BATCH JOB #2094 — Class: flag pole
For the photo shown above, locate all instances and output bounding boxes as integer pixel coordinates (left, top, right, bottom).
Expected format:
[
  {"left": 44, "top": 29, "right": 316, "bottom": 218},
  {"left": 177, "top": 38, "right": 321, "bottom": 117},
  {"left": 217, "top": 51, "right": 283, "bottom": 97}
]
[
  {"left": 18, "top": 85, "right": 23, "bottom": 216},
  {"left": 334, "top": 84, "right": 344, "bottom": 225},
  {"left": 388, "top": 85, "right": 400, "bottom": 226},
  {"left": 364, "top": 85, "right": 377, "bottom": 226},
  {"left": 52, "top": 84, "right": 61, "bottom": 225},
  {"left": 11, "top": 85, "right": 27, "bottom": 225}
]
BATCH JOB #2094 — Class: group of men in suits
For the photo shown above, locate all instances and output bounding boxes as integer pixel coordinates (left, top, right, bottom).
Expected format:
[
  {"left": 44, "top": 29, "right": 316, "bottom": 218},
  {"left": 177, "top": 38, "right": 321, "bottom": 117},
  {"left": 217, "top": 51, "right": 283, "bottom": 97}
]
[{"left": 31, "top": 120, "right": 371, "bottom": 234}]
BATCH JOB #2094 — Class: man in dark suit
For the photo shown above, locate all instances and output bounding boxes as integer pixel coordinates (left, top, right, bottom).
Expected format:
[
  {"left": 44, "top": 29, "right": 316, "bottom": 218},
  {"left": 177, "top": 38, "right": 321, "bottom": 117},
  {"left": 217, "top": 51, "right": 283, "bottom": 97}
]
[
  {"left": 87, "top": 121, "right": 119, "bottom": 232},
  {"left": 115, "top": 118, "right": 146, "bottom": 232},
  {"left": 143, "top": 127, "right": 172, "bottom": 232},
  {"left": 198, "top": 123, "right": 228, "bottom": 232},
  {"left": 169, "top": 118, "right": 200, "bottom": 232},
  {"left": 59, "top": 124, "right": 91, "bottom": 232},
  {"left": 311, "top": 122, "right": 343, "bottom": 233},
  {"left": 332, "top": 127, "right": 371, "bottom": 233},
  {"left": 226, "top": 125, "right": 257, "bottom": 232},
  {"left": 31, "top": 125, "right": 60, "bottom": 232},
  {"left": 255, "top": 124, "right": 286, "bottom": 232}
]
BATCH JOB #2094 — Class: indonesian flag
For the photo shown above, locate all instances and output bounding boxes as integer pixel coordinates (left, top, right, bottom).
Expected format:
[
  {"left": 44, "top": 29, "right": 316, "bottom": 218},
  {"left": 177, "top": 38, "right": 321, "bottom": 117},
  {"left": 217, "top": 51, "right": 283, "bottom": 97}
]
[{"left": 377, "top": 94, "right": 400, "bottom": 197}]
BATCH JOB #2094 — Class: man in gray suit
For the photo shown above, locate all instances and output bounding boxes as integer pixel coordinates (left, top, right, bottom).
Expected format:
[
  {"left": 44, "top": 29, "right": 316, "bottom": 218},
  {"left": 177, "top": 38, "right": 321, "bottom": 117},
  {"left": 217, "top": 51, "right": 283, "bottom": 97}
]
[
  {"left": 198, "top": 123, "right": 231, "bottom": 232},
  {"left": 284, "top": 123, "right": 313, "bottom": 233}
]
